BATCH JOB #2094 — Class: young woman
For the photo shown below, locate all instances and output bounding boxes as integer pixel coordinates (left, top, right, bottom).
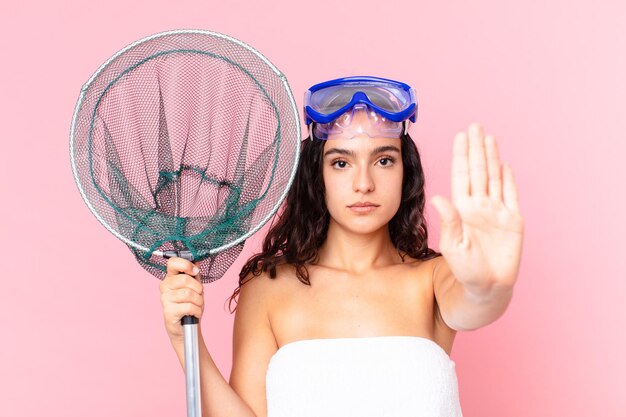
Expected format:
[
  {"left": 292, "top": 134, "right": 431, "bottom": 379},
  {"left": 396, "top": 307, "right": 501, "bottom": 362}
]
[{"left": 159, "top": 76, "right": 524, "bottom": 417}]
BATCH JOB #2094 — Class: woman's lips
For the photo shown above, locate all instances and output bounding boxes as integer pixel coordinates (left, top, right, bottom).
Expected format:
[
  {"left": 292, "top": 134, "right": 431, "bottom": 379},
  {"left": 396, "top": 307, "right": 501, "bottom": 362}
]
[{"left": 348, "top": 203, "right": 379, "bottom": 213}]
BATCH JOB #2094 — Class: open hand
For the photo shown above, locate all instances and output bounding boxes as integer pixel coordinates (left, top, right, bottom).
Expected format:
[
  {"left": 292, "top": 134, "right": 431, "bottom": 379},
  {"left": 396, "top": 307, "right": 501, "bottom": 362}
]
[{"left": 430, "top": 123, "right": 524, "bottom": 294}]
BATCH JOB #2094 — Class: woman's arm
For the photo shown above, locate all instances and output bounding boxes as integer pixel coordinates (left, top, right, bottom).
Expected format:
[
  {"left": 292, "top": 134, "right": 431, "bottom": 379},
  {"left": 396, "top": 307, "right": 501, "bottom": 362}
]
[
  {"left": 429, "top": 123, "right": 524, "bottom": 331},
  {"left": 432, "top": 255, "right": 515, "bottom": 331},
  {"left": 160, "top": 257, "right": 260, "bottom": 417},
  {"left": 228, "top": 272, "right": 278, "bottom": 417},
  {"left": 170, "top": 331, "right": 258, "bottom": 417}
]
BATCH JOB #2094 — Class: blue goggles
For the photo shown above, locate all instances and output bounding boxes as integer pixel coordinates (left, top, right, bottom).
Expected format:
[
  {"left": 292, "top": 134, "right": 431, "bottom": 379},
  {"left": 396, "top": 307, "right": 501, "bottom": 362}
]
[{"left": 304, "top": 76, "right": 417, "bottom": 126}]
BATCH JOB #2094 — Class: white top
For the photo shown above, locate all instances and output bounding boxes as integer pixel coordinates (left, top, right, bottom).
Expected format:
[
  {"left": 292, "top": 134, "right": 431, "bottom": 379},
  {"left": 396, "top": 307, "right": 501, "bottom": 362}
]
[{"left": 266, "top": 336, "right": 463, "bottom": 417}]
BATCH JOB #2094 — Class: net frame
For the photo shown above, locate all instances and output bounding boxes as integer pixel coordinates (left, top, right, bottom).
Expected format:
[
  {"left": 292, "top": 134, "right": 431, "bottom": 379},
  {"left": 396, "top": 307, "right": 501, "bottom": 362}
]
[{"left": 69, "top": 29, "right": 301, "bottom": 260}]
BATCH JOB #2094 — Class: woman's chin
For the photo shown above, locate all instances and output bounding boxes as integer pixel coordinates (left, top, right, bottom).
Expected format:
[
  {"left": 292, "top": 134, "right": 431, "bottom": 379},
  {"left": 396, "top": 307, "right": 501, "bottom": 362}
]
[{"left": 338, "top": 219, "right": 390, "bottom": 236}]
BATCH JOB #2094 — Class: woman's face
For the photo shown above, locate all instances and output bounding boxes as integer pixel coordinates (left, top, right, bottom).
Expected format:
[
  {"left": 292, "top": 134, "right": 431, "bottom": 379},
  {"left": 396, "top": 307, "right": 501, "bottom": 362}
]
[{"left": 321, "top": 110, "right": 404, "bottom": 235}]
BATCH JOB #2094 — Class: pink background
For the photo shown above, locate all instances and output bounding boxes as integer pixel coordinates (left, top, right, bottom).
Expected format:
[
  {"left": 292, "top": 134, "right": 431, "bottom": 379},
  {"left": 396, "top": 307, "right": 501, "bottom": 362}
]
[{"left": 1, "top": 1, "right": 624, "bottom": 416}]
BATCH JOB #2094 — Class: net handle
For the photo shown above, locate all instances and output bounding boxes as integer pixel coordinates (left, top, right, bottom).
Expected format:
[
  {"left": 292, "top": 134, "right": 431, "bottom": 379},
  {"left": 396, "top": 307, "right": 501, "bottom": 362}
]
[{"left": 163, "top": 250, "right": 201, "bottom": 417}]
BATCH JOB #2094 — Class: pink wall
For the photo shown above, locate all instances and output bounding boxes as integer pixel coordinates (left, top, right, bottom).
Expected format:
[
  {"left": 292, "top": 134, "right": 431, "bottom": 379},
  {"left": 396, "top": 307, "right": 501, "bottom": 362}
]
[{"left": 1, "top": 1, "right": 624, "bottom": 416}]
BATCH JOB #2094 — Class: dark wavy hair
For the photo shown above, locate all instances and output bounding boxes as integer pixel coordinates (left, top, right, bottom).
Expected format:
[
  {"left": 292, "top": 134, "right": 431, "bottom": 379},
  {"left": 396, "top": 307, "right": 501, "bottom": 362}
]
[{"left": 225, "top": 127, "right": 441, "bottom": 313}]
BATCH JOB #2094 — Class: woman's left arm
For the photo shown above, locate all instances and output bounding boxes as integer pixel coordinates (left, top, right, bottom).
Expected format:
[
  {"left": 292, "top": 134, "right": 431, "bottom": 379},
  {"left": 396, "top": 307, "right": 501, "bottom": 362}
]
[{"left": 429, "top": 123, "right": 524, "bottom": 331}]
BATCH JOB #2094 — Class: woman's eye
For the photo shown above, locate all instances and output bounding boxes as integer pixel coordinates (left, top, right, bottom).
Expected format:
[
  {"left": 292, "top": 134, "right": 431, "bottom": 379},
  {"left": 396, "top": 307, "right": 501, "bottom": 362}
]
[
  {"left": 332, "top": 157, "right": 395, "bottom": 169},
  {"left": 378, "top": 157, "right": 395, "bottom": 166}
]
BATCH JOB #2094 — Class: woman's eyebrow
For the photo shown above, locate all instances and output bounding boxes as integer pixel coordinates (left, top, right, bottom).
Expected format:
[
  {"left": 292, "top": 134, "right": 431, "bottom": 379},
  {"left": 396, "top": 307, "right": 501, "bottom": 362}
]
[{"left": 323, "top": 145, "right": 401, "bottom": 158}]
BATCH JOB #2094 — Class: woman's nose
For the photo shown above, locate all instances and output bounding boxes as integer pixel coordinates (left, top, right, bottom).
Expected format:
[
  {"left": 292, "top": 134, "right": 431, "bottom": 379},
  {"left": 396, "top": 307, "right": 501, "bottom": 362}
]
[{"left": 353, "top": 164, "right": 375, "bottom": 193}]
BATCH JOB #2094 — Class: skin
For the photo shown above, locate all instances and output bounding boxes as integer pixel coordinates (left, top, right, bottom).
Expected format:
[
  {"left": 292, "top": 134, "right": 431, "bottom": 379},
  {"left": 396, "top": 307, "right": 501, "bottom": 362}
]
[
  {"left": 427, "top": 125, "right": 523, "bottom": 332},
  {"left": 318, "top": 109, "right": 405, "bottom": 274},
  {"left": 159, "top": 112, "right": 524, "bottom": 417}
]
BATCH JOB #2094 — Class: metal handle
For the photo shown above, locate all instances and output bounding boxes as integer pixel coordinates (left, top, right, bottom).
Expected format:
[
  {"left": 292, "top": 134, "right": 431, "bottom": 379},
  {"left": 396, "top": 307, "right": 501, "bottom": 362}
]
[
  {"left": 184, "top": 318, "right": 201, "bottom": 417},
  {"left": 163, "top": 250, "right": 202, "bottom": 417}
]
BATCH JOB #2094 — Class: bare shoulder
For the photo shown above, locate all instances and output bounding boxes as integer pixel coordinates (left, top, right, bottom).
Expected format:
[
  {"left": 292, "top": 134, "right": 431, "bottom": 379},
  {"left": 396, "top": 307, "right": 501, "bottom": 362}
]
[
  {"left": 399, "top": 253, "right": 439, "bottom": 283},
  {"left": 229, "top": 268, "right": 279, "bottom": 417},
  {"left": 413, "top": 255, "right": 447, "bottom": 311},
  {"left": 405, "top": 254, "right": 443, "bottom": 284}
]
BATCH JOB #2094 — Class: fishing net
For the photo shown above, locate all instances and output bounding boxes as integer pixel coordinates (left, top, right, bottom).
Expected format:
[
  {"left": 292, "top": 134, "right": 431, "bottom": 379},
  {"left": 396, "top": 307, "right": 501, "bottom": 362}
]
[{"left": 70, "top": 30, "right": 301, "bottom": 284}]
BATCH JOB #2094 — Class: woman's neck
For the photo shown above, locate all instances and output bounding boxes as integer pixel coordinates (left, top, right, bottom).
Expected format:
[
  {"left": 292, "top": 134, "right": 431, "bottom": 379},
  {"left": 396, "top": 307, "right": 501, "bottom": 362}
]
[{"left": 315, "top": 221, "right": 403, "bottom": 275}]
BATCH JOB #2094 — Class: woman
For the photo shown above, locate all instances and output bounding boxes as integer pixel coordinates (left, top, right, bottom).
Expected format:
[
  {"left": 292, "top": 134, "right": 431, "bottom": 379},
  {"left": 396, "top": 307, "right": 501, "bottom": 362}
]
[{"left": 159, "top": 76, "right": 524, "bottom": 417}]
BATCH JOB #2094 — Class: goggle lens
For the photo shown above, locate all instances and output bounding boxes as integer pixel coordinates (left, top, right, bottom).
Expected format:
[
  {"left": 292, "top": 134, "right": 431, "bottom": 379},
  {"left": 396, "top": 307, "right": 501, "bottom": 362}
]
[{"left": 309, "top": 83, "right": 412, "bottom": 114}]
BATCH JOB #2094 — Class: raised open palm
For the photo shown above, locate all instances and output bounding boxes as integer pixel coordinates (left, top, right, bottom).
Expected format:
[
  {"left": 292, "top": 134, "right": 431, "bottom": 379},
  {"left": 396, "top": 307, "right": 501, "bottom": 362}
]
[{"left": 430, "top": 123, "right": 524, "bottom": 292}]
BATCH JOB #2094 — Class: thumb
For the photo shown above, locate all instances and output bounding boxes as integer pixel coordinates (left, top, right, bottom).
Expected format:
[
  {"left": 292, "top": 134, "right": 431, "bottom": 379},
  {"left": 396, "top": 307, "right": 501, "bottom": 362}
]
[{"left": 430, "top": 195, "right": 464, "bottom": 248}]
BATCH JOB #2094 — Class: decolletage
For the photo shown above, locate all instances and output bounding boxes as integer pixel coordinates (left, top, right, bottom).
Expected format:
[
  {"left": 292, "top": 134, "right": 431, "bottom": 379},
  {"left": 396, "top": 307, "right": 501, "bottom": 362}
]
[{"left": 266, "top": 336, "right": 463, "bottom": 417}]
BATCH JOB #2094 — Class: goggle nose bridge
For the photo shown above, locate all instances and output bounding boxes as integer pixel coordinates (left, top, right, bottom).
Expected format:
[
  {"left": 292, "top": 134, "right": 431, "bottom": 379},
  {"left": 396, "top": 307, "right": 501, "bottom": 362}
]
[
  {"left": 335, "top": 103, "right": 393, "bottom": 131},
  {"left": 342, "top": 91, "right": 386, "bottom": 116},
  {"left": 350, "top": 91, "right": 370, "bottom": 105}
]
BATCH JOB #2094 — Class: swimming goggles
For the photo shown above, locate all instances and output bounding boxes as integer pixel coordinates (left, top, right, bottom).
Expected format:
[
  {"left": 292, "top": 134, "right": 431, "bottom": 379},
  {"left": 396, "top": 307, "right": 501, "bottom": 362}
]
[{"left": 304, "top": 76, "right": 417, "bottom": 140}]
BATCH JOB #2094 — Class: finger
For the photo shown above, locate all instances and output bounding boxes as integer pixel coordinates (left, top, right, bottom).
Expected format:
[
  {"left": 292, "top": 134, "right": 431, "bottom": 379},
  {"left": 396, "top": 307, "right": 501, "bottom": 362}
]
[
  {"left": 485, "top": 134, "right": 502, "bottom": 203},
  {"left": 166, "top": 257, "right": 199, "bottom": 277},
  {"left": 162, "top": 272, "right": 204, "bottom": 295},
  {"left": 172, "top": 303, "right": 202, "bottom": 321},
  {"left": 430, "top": 195, "right": 464, "bottom": 249},
  {"left": 170, "top": 287, "right": 204, "bottom": 307},
  {"left": 468, "top": 123, "right": 488, "bottom": 197},
  {"left": 502, "top": 162, "right": 521, "bottom": 212},
  {"left": 451, "top": 132, "right": 470, "bottom": 205}
]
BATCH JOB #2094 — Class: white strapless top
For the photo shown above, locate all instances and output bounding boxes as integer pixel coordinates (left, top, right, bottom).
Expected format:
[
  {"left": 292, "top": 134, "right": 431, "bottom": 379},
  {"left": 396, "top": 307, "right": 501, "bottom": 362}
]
[{"left": 265, "top": 336, "right": 463, "bottom": 417}]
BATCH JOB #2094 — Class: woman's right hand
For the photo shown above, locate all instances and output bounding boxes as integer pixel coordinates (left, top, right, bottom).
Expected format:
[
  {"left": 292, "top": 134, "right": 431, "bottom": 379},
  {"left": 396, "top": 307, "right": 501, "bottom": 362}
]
[{"left": 159, "top": 257, "right": 204, "bottom": 346}]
